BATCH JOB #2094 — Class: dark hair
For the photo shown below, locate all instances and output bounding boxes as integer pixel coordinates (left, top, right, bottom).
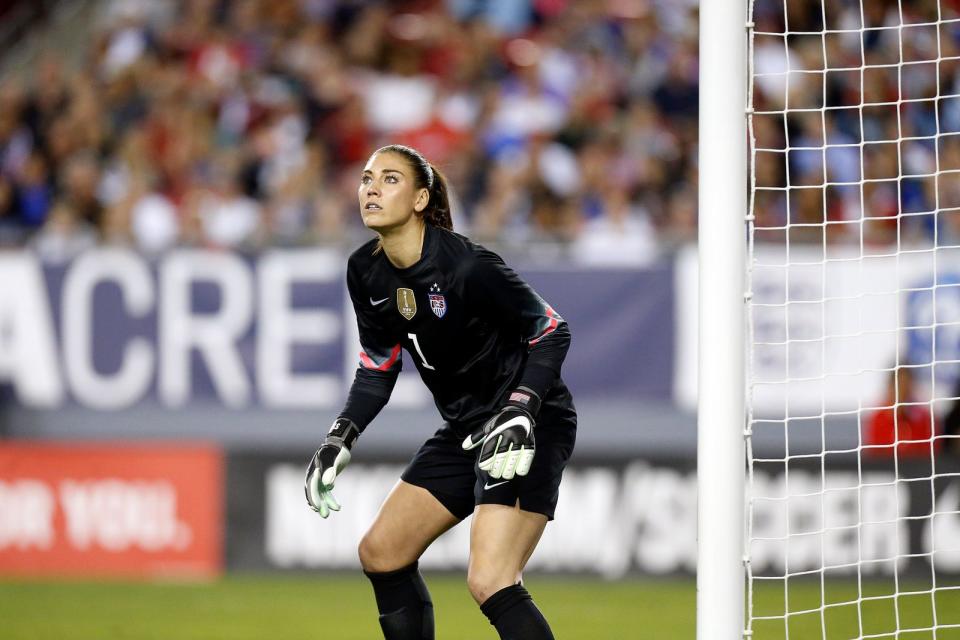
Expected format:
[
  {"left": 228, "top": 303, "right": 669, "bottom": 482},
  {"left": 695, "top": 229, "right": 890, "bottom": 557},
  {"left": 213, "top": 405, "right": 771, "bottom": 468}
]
[{"left": 373, "top": 144, "right": 453, "bottom": 231}]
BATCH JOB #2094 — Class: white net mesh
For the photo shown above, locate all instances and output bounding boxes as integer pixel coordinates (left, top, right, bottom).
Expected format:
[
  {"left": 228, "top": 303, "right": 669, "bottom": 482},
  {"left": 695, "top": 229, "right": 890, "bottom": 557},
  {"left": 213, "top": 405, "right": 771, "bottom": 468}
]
[{"left": 746, "top": 1, "right": 960, "bottom": 637}]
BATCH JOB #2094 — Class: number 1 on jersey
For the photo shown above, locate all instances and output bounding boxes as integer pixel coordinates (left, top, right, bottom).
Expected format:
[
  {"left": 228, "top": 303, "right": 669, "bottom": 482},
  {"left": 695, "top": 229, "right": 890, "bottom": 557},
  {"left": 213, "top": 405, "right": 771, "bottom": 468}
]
[{"left": 407, "top": 333, "right": 435, "bottom": 370}]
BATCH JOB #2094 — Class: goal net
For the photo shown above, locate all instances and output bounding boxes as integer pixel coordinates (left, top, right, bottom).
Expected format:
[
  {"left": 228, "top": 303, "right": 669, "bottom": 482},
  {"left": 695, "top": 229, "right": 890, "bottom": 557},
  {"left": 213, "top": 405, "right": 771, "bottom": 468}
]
[{"left": 746, "top": 1, "right": 960, "bottom": 638}]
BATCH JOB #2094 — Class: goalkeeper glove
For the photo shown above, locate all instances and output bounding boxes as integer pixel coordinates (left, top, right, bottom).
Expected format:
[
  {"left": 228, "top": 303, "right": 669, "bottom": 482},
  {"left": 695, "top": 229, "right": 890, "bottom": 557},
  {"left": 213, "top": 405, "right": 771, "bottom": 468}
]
[
  {"left": 462, "top": 387, "right": 541, "bottom": 480},
  {"left": 305, "top": 417, "right": 360, "bottom": 518}
]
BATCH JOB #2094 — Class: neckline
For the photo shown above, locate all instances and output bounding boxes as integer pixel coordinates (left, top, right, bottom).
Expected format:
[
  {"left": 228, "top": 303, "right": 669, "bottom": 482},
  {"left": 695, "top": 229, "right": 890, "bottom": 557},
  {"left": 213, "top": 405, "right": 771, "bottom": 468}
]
[{"left": 385, "top": 223, "right": 434, "bottom": 276}]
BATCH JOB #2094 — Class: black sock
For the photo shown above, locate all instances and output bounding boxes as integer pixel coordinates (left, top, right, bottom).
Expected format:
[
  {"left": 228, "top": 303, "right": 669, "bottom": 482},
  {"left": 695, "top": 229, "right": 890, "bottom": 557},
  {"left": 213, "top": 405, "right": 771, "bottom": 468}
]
[
  {"left": 364, "top": 561, "right": 434, "bottom": 640},
  {"left": 479, "top": 584, "right": 555, "bottom": 640}
]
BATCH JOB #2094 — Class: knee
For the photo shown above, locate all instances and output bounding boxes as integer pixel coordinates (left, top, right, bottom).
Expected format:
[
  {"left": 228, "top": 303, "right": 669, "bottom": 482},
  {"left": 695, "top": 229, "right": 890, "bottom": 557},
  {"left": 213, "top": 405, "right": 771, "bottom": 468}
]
[
  {"left": 466, "top": 564, "right": 516, "bottom": 605},
  {"left": 358, "top": 531, "right": 397, "bottom": 574}
]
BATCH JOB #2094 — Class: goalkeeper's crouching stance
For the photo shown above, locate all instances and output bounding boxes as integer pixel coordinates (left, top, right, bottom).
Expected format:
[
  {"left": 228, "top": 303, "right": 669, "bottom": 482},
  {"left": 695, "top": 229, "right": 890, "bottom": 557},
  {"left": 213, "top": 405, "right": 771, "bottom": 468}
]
[{"left": 304, "top": 144, "right": 577, "bottom": 640}]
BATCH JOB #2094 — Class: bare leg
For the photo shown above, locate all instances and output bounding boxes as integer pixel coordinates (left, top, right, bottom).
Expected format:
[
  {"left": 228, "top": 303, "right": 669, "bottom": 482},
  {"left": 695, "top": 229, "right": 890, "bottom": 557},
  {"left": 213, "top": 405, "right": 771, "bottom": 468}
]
[
  {"left": 468, "top": 503, "right": 554, "bottom": 640},
  {"left": 467, "top": 503, "right": 547, "bottom": 603},
  {"left": 359, "top": 480, "right": 460, "bottom": 572}
]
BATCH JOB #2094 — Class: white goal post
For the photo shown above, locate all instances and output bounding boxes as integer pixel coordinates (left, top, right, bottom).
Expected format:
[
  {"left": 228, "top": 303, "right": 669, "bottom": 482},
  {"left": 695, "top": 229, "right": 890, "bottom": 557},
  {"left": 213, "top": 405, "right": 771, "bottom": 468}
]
[
  {"left": 697, "top": 0, "right": 748, "bottom": 638},
  {"left": 699, "top": 0, "right": 960, "bottom": 638}
]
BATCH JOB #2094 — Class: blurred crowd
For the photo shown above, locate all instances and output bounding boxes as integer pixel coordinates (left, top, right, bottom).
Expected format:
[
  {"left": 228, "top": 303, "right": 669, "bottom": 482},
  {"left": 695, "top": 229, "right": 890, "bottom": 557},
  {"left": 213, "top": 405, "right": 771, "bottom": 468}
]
[
  {"left": 3, "top": 0, "right": 959, "bottom": 267},
  {"left": 0, "top": 0, "right": 698, "bottom": 265},
  {"left": 752, "top": 0, "right": 960, "bottom": 248}
]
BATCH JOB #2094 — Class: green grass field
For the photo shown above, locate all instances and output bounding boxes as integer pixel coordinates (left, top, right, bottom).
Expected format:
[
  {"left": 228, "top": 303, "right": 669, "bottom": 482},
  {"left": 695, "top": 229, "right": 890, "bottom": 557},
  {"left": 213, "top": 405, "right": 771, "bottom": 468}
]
[{"left": 1, "top": 576, "right": 959, "bottom": 639}]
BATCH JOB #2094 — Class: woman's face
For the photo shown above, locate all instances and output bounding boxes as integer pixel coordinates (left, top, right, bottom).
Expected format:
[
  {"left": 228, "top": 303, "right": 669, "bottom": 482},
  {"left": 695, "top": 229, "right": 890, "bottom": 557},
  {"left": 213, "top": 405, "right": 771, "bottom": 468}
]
[{"left": 358, "top": 152, "right": 429, "bottom": 233}]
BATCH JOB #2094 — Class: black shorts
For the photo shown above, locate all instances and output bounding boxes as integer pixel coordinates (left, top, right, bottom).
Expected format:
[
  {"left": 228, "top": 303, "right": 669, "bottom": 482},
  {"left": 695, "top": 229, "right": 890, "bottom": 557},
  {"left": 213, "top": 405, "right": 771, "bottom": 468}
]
[{"left": 400, "top": 402, "right": 576, "bottom": 521}]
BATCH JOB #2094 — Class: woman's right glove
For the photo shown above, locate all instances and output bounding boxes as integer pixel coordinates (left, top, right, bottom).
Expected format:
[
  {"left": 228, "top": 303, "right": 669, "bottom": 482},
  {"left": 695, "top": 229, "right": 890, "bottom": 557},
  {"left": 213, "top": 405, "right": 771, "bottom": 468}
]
[{"left": 304, "top": 417, "right": 360, "bottom": 518}]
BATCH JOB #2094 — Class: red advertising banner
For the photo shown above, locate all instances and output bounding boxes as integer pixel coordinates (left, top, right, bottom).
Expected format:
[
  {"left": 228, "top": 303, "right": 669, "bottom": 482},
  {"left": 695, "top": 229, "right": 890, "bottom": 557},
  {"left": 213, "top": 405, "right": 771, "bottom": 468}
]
[{"left": 0, "top": 442, "right": 223, "bottom": 578}]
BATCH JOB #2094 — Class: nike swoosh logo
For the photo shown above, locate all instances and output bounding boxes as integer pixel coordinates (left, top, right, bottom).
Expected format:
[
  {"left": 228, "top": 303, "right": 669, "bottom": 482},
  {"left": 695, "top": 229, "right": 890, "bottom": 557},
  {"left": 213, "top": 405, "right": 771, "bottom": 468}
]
[
  {"left": 370, "top": 297, "right": 389, "bottom": 306},
  {"left": 484, "top": 480, "right": 509, "bottom": 490}
]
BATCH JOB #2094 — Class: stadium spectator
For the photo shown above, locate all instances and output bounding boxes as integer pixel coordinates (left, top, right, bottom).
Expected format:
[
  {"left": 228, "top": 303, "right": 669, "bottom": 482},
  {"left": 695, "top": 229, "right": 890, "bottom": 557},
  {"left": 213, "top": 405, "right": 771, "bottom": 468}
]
[
  {"left": 0, "top": 175, "right": 19, "bottom": 245},
  {"left": 14, "top": 152, "right": 53, "bottom": 232},
  {"left": 569, "top": 187, "right": 659, "bottom": 266},
  {"left": 184, "top": 156, "right": 263, "bottom": 250},
  {"left": 865, "top": 366, "right": 939, "bottom": 459},
  {"left": 30, "top": 201, "right": 97, "bottom": 264},
  {"left": 935, "top": 370, "right": 960, "bottom": 455}
]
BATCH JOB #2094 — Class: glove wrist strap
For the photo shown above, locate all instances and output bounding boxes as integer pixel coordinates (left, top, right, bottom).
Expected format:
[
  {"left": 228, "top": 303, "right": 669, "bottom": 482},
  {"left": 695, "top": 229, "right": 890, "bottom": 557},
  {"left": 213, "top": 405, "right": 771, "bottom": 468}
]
[
  {"left": 504, "top": 386, "right": 541, "bottom": 418},
  {"left": 326, "top": 417, "right": 361, "bottom": 450}
]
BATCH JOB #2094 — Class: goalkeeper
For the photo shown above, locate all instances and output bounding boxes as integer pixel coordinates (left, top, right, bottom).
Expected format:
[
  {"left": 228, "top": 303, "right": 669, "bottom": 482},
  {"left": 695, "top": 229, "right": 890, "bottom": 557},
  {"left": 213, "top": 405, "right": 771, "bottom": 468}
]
[{"left": 305, "top": 144, "right": 576, "bottom": 640}]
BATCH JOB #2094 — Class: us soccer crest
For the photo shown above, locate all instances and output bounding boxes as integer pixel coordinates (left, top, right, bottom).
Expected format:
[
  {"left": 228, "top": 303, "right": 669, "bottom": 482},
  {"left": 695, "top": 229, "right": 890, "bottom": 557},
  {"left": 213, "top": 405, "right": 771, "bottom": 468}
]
[
  {"left": 429, "top": 283, "right": 446, "bottom": 319},
  {"left": 397, "top": 288, "right": 417, "bottom": 320}
]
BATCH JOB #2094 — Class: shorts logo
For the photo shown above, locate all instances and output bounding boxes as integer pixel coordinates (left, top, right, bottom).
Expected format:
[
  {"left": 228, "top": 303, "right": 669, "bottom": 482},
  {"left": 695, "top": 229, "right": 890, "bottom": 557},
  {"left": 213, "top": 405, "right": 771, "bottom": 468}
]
[
  {"left": 429, "top": 283, "right": 446, "bottom": 319},
  {"left": 397, "top": 288, "right": 417, "bottom": 320}
]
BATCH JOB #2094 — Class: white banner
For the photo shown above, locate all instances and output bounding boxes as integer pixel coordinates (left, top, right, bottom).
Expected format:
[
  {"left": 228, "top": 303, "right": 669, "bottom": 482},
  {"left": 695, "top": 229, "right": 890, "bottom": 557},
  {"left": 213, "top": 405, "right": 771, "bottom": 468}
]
[
  {"left": 261, "top": 461, "right": 960, "bottom": 577},
  {"left": 265, "top": 463, "right": 695, "bottom": 578},
  {"left": 675, "top": 244, "right": 960, "bottom": 417}
]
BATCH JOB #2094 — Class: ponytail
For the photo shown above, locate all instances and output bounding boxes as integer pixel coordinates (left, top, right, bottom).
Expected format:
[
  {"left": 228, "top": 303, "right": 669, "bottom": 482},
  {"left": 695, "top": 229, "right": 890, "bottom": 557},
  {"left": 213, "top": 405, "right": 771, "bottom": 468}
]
[{"left": 423, "top": 163, "right": 453, "bottom": 231}]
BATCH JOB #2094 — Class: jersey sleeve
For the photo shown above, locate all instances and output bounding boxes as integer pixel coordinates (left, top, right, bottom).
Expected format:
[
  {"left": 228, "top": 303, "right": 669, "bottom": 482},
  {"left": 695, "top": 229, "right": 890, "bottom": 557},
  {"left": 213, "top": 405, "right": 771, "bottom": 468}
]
[
  {"left": 339, "top": 258, "right": 402, "bottom": 431},
  {"left": 466, "top": 248, "right": 571, "bottom": 404}
]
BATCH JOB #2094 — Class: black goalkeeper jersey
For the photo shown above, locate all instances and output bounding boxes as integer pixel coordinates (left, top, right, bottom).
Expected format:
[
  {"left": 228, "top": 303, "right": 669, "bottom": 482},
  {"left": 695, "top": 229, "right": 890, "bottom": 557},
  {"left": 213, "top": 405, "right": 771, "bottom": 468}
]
[{"left": 339, "top": 224, "right": 572, "bottom": 433}]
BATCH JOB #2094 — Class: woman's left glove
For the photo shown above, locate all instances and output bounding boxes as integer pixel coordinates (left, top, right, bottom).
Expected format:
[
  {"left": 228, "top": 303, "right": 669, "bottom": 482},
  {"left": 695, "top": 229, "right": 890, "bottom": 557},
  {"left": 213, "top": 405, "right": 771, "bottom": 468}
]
[
  {"left": 305, "top": 417, "right": 360, "bottom": 518},
  {"left": 462, "top": 388, "right": 541, "bottom": 480}
]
